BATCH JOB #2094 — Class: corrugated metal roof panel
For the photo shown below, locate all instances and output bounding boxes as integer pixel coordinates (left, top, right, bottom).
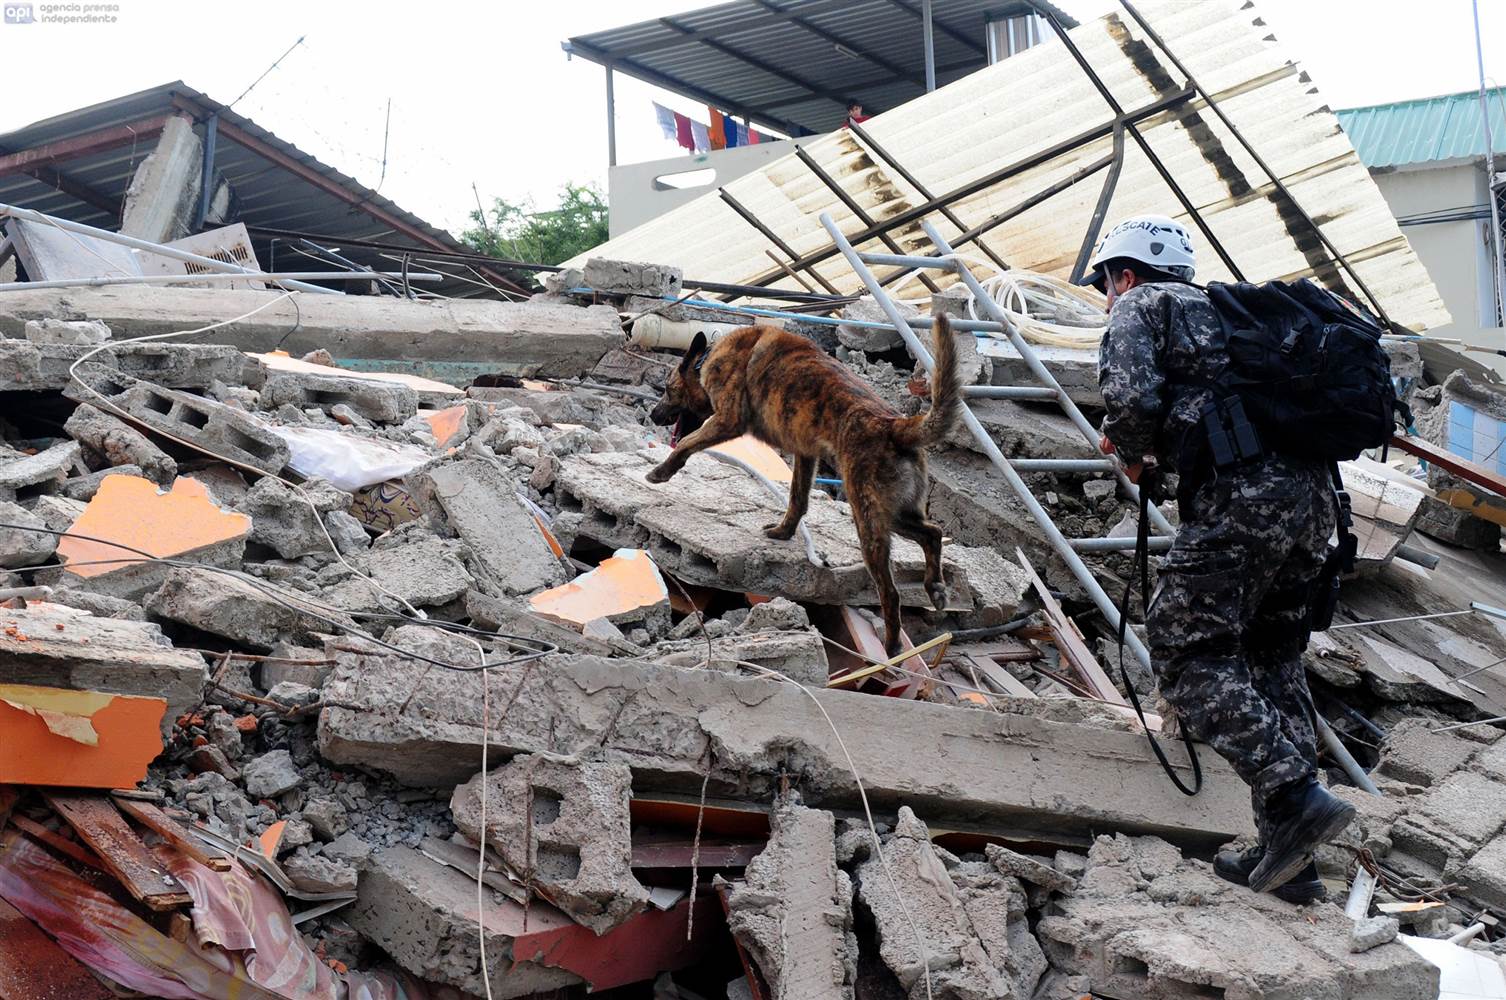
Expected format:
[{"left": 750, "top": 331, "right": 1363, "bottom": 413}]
[
  {"left": 1336, "top": 86, "right": 1506, "bottom": 168},
  {"left": 571, "top": 0, "right": 1450, "bottom": 334}
]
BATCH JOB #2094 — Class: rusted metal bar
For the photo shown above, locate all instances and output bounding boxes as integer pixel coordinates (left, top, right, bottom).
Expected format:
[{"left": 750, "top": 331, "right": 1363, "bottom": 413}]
[
  {"left": 1072, "top": 122, "right": 1125, "bottom": 285},
  {"left": 718, "top": 186, "right": 842, "bottom": 295}
]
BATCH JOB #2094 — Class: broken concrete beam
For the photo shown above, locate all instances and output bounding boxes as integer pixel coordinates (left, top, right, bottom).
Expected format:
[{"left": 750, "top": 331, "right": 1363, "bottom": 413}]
[
  {"left": 318, "top": 529, "right": 474, "bottom": 612},
  {"left": 583, "top": 257, "right": 682, "bottom": 298},
  {"left": 979, "top": 340, "right": 1101, "bottom": 409},
  {"left": 0, "top": 286, "right": 624, "bottom": 383},
  {"left": 556, "top": 449, "right": 1017, "bottom": 616},
  {"left": 236, "top": 476, "right": 350, "bottom": 560},
  {"left": 66, "top": 366, "right": 289, "bottom": 475},
  {"left": 725, "top": 796, "right": 856, "bottom": 1000},
  {"left": 0, "top": 339, "right": 263, "bottom": 392},
  {"left": 0, "top": 500, "right": 56, "bottom": 568},
  {"left": 451, "top": 752, "right": 651, "bottom": 934},
  {"left": 64, "top": 403, "right": 177, "bottom": 485},
  {"left": 406, "top": 457, "right": 565, "bottom": 597},
  {"left": 1037, "top": 833, "right": 1439, "bottom": 1000},
  {"left": 1415, "top": 495, "right": 1501, "bottom": 549},
  {"left": 837, "top": 295, "right": 912, "bottom": 353},
  {"left": 656, "top": 629, "right": 830, "bottom": 686},
  {"left": 0, "top": 441, "right": 79, "bottom": 503},
  {"left": 120, "top": 114, "right": 202, "bottom": 243},
  {"left": 318, "top": 637, "right": 1251, "bottom": 848},
  {"left": 23, "top": 318, "right": 110, "bottom": 345},
  {"left": 260, "top": 371, "right": 419, "bottom": 425},
  {"left": 146, "top": 566, "right": 351, "bottom": 651},
  {"left": 348, "top": 845, "right": 713, "bottom": 996},
  {"left": 47, "top": 475, "right": 250, "bottom": 599},
  {"left": 0, "top": 601, "right": 204, "bottom": 729},
  {"left": 857, "top": 806, "right": 1036, "bottom": 999}
]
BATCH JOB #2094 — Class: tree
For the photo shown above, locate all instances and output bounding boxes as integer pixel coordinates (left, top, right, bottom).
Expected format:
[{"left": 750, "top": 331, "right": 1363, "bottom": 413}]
[{"left": 461, "top": 182, "right": 609, "bottom": 269}]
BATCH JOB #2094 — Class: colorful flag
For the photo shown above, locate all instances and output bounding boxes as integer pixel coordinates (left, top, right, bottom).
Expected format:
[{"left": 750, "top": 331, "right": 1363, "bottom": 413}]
[
  {"left": 748, "top": 127, "right": 761, "bottom": 145},
  {"left": 725, "top": 118, "right": 742, "bottom": 147},
  {"left": 690, "top": 119, "right": 710, "bottom": 153},
  {"left": 708, "top": 107, "right": 726, "bottom": 150},
  {"left": 654, "top": 102, "right": 677, "bottom": 141},
  {"left": 674, "top": 112, "right": 694, "bottom": 152}
]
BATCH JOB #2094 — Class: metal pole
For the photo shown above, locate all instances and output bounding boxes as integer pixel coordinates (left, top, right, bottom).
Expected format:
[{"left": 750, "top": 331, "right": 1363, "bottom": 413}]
[
  {"left": 719, "top": 188, "right": 843, "bottom": 295},
  {"left": 194, "top": 113, "right": 218, "bottom": 231},
  {"left": 0, "top": 202, "right": 338, "bottom": 295},
  {"left": 0, "top": 270, "right": 443, "bottom": 292},
  {"left": 921, "top": 0, "right": 936, "bottom": 92},
  {"left": 1472, "top": 0, "right": 1506, "bottom": 333},
  {"left": 920, "top": 218, "right": 1176, "bottom": 537},
  {"left": 1317, "top": 715, "right": 1380, "bottom": 795},
  {"left": 1071, "top": 122, "right": 1123, "bottom": 285},
  {"left": 605, "top": 66, "right": 618, "bottom": 168},
  {"left": 822, "top": 211, "right": 1159, "bottom": 677}
]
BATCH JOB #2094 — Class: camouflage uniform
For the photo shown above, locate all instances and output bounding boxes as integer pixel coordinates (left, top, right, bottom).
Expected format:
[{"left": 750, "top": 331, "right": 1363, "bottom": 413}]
[{"left": 1099, "top": 281, "right": 1336, "bottom": 839}]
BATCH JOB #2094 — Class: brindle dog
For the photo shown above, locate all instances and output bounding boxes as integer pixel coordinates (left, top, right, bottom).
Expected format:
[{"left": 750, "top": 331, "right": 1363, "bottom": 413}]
[{"left": 647, "top": 317, "right": 962, "bottom": 653}]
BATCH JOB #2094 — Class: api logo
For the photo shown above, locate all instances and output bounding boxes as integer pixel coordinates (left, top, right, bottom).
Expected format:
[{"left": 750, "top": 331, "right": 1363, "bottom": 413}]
[{"left": 4, "top": 4, "right": 33, "bottom": 23}]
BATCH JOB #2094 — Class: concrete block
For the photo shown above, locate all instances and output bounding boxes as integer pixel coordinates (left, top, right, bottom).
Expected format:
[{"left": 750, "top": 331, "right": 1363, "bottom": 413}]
[
  {"left": 1416, "top": 496, "right": 1501, "bottom": 550},
  {"left": 22, "top": 494, "right": 86, "bottom": 533},
  {"left": 583, "top": 257, "right": 682, "bottom": 298},
  {"left": 146, "top": 566, "right": 351, "bottom": 651},
  {"left": 236, "top": 476, "right": 350, "bottom": 559},
  {"left": 979, "top": 340, "right": 1102, "bottom": 409},
  {"left": 318, "top": 530, "right": 473, "bottom": 612},
  {"left": 725, "top": 796, "right": 856, "bottom": 1000},
  {"left": 986, "top": 843, "right": 1077, "bottom": 894},
  {"left": 654, "top": 629, "right": 829, "bottom": 686},
  {"left": 0, "top": 602, "right": 204, "bottom": 730},
  {"left": 0, "top": 441, "right": 78, "bottom": 503},
  {"left": 856, "top": 806, "right": 1026, "bottom": 999},
  {"left": 836, "top": 295, "right": 911, "bottom": 353},
  {"left": 64, "top": 403, "right": 177, "bottom": 485},
  {"left": 1454, "top": 835, "right": 1506, "bottom": 912},
  {"left": 1037, "top": 833, "right": 1439, "bottom": 1000},
  {"left": 1350, "top": 916, "right": 1400, "bottom": 953},
  {"left": 1390, "top": 771, "right": 1506, "bottom": 870},
  {"left": 48, "top": 475, "right": 249, "bottom": 599},
  {"left": 0, "top": 500, "right": 55, "bottom": 568},
  {"left": 0, "top": 339, "right": 262, "bottom": 392},
  {"left": 406, "top": 457, "right": 565, "bottom": 596},
  {"left": 66, "top": 365, "right": 289, "bottom": 475},
  {"left": 242, "top": 748, "right": 304, "bottom": 799},
  {"left": 555, "top": 449, "right": 1011, "bottom": 615},
  {"left": 260, "top": 371, "right": 419, "bottom": 425},
  {"left": 318, "top": 635, "right": 1253, "bottom": 849},
  {"left": 1376, "top": 717, "right": 1478, "bottom": 788},
  {"left": 23, "top": 318, "right": 110, "bottom": 345},
  {"left": 451, "top": 752, "right": 650, "bottom": 934},
  {"left": 120, "top": 114, "right": 202, "bottom": 243},
  {"left": 0, "top": 286, "right": 624, "bottom": 383}
]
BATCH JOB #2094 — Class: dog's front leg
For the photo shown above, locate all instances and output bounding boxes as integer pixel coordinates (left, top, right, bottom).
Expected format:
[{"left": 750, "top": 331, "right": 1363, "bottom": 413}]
[
  {"left": 646, "top": 414, "right": 739, "bottom": 483},
  {"left": 764, "top": 455, "right": 815, "bottom": 539}
]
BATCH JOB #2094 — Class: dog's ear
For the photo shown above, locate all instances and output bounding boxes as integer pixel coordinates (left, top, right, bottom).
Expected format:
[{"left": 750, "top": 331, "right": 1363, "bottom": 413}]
[{"left": 681, "top": 331, "right": 709, "bottom": 373}]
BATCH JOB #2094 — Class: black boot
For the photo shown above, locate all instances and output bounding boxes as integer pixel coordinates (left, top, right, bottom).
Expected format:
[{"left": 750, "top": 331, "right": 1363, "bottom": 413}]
[
  {"left": 1213, "top": 845, "right": 1326, "bottom": 904},
  {"left": 1248, "top": 777, "right": 1355, "bottom": 893}
]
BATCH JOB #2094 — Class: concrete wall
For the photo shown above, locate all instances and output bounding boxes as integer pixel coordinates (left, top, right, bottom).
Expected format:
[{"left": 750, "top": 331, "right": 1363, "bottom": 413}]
[
  {"left": 1370, "top": 161, "right": 1506, "bottom": 376},
  {"left": 608, "top": 140, "right": 811, "bottom": 237}
]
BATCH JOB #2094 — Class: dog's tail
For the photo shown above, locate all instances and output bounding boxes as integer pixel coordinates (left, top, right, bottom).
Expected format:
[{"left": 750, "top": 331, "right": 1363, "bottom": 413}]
[{"left": 891, "top": 314, "right": 962, "bottom": 450}]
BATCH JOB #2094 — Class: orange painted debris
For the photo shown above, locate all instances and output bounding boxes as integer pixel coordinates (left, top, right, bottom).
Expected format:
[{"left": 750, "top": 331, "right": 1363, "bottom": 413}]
[
  {"left": 529, "top": 549, "right": 668, "bottom": 627},
  {"left": 54, "top": 476, "right": 249, "bottom": 580},
  {"left": 531, "top": 515, "right": 566, "bottom": 559},
  {"left": 258, "top": 821, "right": 286, "bottom": 859},
  {"left": 233, "top": 715, "right": 258, "bottom": 733},
  {"left": 0, "top": 683, "right": 165, "bottom": 789},
  {"left": 421, "top": 405, "right": 469, "bottom": 449},
  {"left": 709, "top": 434, "right": 792, "bottom": 484}
]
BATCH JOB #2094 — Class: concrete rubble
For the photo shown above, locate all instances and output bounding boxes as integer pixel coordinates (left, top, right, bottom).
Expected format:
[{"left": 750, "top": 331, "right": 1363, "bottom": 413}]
[{"left": 1, "top": 240, "right": 1502, "bottom": 1000}]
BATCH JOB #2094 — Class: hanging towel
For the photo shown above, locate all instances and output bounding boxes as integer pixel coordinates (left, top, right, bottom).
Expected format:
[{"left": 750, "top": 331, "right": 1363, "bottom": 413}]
[
  {"left": 748, "top": 127, "right": 761, "bottom": 145},
  {"left": 654, "top": 102, "right": 678, "bottom": 141},
  {"left": 725, "top": 118, "right": 742, "bottom": 148},
  {"left": 707, "top": 107, "right": 726, "bottom": 150},
  {"left": 690, "top": 119, "right": 710, "bottom": 153},
  {"left": 674, "top": 112, "right": 694, "bottom": 152}
]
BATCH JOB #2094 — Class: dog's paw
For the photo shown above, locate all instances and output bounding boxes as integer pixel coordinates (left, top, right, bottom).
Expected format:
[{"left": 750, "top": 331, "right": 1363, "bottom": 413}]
[
  {"left": 762, "top": 522, "right": 795, "bottom": 540},
  {"left": 645, "top": 464, "right": 674, "bottom": 484}
]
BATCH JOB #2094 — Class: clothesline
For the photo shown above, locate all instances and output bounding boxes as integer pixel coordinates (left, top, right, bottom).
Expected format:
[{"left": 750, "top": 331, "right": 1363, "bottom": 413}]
[{"left": 654, "top": 101, "right": 776, "bottom": 154}]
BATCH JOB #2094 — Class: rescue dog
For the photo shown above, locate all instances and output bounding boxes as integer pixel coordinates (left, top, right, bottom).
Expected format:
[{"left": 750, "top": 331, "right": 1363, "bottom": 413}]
[{"left": 646, "top": 318, "right": 962, "bottom": 653}]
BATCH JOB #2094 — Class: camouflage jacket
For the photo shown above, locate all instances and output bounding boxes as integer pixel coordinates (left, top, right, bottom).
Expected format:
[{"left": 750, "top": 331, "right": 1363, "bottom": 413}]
[{"left": 1097, "top": 281, "right": 1226, "bottom": 464}]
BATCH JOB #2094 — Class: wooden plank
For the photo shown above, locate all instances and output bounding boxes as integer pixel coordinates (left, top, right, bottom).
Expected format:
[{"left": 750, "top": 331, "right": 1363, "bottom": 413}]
[
  {"left": 1015, "top": 548, "right": 1128, "bottom": 707},
  {"left": 42, "top": 793, "right": 192, "bottom": 911},
  {"left": 0, "top": 894, "right": 116, "bottom": 1000},
  {"left": 1391, "top": 433, "right": 1506, "bottom": 500},
  {"left": 111, "top": 795, "right": 232, "bottom": 872},
  {"left": 965, "top": 654, "right": 1038, "bottom": 699},
  {"left": 6, "top": 814, "right": 106, "bottom": 872}
]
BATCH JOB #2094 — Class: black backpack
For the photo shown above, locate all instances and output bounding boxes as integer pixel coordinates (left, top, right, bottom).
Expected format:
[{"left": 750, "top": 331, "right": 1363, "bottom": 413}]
[{"left": 1198, "top": 279, "right": 1410, "bottom": 465}]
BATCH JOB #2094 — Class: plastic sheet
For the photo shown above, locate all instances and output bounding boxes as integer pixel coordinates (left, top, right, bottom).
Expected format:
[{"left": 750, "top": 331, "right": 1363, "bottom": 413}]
[{"left": 269, "top": 426, "right": 430, "bottom": 492}]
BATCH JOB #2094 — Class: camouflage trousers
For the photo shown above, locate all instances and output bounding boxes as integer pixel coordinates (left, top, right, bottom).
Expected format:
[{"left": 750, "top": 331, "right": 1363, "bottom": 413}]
[{"left": 1146, "top": 454, "right": 1337, "bottom": 842}]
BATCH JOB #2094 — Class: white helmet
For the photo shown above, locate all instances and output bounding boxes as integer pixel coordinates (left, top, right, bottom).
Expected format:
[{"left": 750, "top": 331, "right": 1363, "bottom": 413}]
[{"left": 1077, "top": 214, "right": 1196, "bottom": 290}]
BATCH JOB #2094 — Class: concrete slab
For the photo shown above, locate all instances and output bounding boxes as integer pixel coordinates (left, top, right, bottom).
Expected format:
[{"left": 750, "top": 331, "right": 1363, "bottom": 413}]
[
  {"left": 64, "top": 404, "right": 177, "bottom": 485},
  {"left": 978, "top": 340, "right": 1101, "bottom": 409},
  {"left": 0, "top": 602, "right": 203, "bottom": 730},
  {"left": 318, "top": 639, "right": 1252, "bottom": 849},
  {"left": 1391, "top": 770, "right": 1506, "bottom": 871},
  {"left": 725, "top": 796, "right": 855, "bottom": 1000},
  {"left": 1037, "top": 833, "right": 1439, "bottom": 1000},
  {"left": 0, "top": 339, "right": 262, "bottom": 393},
  {"left": 260, "top": 370, "right": 418, "bottom": 424},
  {"left": 318, "top": 530, "right": 474, "bottom": 612},
  {"left": 0, "top": 441, "right": 79, "bottom": 503},
  {"left": 0, "top": 286, "right": 624, "bottom": 383},
  {"left": 555, "top": 449, "right": 1019, "bottom": 617},
  {"left": 146, "top": 566, "right": 351, "bottom": 651}
]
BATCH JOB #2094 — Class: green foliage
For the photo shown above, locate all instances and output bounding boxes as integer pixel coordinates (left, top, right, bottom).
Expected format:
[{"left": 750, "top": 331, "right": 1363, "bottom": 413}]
[{"left": 461, "top": 182, "right": 609, "bottom": 269}]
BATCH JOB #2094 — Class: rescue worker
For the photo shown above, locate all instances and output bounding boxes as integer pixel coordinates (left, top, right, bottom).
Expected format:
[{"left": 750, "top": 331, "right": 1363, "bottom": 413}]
[{"left": 1080, "top": 215, "right": 1355, "bottom": 902}]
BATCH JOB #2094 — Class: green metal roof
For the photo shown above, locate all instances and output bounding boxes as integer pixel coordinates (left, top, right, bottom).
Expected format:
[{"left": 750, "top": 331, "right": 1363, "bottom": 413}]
[{"left": 1336, "top": 86, "right": 1506, "bottom": 168}]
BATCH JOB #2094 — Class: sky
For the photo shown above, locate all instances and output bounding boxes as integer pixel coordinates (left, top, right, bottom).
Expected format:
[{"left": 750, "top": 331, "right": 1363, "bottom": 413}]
[{"left": 4, "top": 0, "right": 1503, "bottom": 237}]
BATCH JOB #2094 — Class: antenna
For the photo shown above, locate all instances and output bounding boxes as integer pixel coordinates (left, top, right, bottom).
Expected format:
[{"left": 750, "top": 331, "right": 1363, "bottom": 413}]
[{"left": 229, "top": 35, "right": 307, "bottom": 110}]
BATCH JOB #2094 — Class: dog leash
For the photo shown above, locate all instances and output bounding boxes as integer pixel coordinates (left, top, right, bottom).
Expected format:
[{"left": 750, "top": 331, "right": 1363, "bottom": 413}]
[{"left": 1116, "top": 466, "right": 1203, "bottom": 796}]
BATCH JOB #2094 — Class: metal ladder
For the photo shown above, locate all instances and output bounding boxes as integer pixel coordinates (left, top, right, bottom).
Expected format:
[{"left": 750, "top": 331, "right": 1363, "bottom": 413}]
[{"left": 819, "top": 212, "right": 1176, "bottom": 680}]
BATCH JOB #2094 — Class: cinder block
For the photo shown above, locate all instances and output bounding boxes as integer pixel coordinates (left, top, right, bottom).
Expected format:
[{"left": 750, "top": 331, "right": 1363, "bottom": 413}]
[{"left": 260, "top": 371, "right": 418, "bottom": 425}]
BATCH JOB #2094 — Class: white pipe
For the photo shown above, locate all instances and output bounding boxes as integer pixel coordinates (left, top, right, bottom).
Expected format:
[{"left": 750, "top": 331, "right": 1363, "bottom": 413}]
[
  {"left": 629, "top": 314, "right": 762, "bottom": 351},
  {"left": 0, "top": 271, "right": 442, "bottom": 292},
  {"left": 1317, "top": 714, "right": 1382, "bottom": 795},
  {"left": 0, "top": 202, "right": 338, "bottom": 295},
  {"left": 1449, "top": 922, "right": 1486, "bottom": 945}
]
